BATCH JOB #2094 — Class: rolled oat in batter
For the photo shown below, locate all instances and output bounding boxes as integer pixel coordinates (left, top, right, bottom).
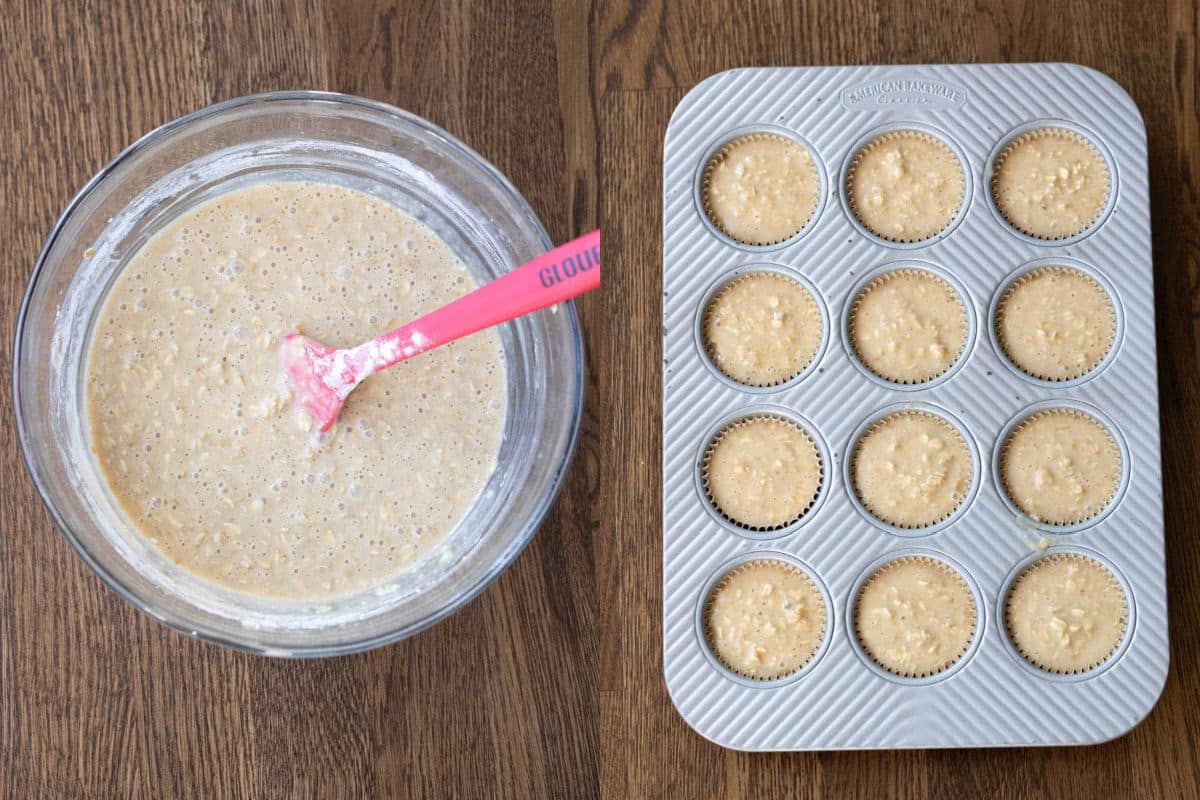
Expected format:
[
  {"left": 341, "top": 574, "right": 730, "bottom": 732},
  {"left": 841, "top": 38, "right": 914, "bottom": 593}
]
[
  {"left": 1006, "top": 553, "right": 1127, "bottom": 673},
  {"left": 992, "top": 128, "right": 1110, "bottom": 239},
  {"left": 1000, "top": 409, "right": 1119, "bottom": 525},
  {"left": 86, "top": 182, "right": 506, "bottom": 599},
  {"left": 846, "top": 131, "right": 964, "bottom": 242},
  {"left": 852, "top": 411, "right": 972, "bottom": 528},
  {"left": 703, "top": 272, "right": 822, "bottom": 386},
  {"left": 705, "top": 559, "right": 826, "bottom": 679},
  {"left": 855, "top": 556, "right": 975, "bottom": 677},
  {"left": 849, "top": 269, "right": 966, "bottom": 384},
  {"left": 703, "top": 416, "right": 821, "bottom": 529},
  {"left": 995, "top": 266, "right": 1115, "bottom": 381},
  {"left": 702, "top": 134, "right": 819, "bottom": 245}
]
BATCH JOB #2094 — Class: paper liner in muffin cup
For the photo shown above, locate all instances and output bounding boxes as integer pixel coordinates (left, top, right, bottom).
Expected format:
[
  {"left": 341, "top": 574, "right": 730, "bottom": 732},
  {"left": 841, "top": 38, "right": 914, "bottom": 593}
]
[
  {"left": 993, "top": 265, "right": 1117, "bottom": 382},
  {"left": 701, "top": 414, "right": 824, "bottom": 531},
  {"left": 1003, "top": 552, "right": 1129, "bottom": 675},
  {"left": 844, "top": 130, "right": 966, "bottom": 244},
  {"left": 703, "top": 558, "right": 828, "bottom": 682},
  {"left": 990, "top": 127, "right": 1112, "bottom": 241},
  {"left": 700, "top": 133, "right": 820, "bottom": 247},
  {"left": 851, "top": 554, "right": 978, "bottom": 679},
  {"left": 846, "top": 267, "right": 968, "bottom": 385},
  {"left": 849, "top": 410, "right": 974, "bottom": 530},
  {"left": 998, "top": 408, "right": 1122, "bottom": 527},
  {"left": 702, "top": 272, "right": 822, "bottom": 388}
]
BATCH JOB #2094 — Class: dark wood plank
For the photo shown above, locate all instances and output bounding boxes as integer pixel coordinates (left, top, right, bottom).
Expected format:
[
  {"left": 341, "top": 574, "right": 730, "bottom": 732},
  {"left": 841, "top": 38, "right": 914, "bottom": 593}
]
[
  {"left": 598, "top": 1, "right": 1200, "bottom": 798},
  {"left": 0, "top": 2, "right": 598, "bottom": 798}
]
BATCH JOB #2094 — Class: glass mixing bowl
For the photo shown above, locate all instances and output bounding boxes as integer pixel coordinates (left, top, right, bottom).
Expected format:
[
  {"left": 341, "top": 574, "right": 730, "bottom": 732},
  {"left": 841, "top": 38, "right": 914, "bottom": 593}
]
[{"left": 13, "top": 92, "right": 584, "bottom": 656}]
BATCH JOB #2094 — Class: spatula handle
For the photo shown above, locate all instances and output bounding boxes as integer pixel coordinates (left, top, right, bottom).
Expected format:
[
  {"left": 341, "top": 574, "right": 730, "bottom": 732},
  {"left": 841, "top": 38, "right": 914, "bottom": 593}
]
[{"left": 364, "top": 229, "right": 600, "bottom": 369}]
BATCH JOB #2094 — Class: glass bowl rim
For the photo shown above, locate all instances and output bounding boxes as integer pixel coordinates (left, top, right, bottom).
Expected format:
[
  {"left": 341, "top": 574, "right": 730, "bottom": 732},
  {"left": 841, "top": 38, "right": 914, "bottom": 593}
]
[{"left": 12, "top": 90, "right": 586, "bottom": 657}]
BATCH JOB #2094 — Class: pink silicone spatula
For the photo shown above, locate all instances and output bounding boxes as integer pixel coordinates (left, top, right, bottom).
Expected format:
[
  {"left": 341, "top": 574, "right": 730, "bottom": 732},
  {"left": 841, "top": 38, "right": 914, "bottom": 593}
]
[{"left": 283, "top": 229, "right": 600, "bottom": 432}]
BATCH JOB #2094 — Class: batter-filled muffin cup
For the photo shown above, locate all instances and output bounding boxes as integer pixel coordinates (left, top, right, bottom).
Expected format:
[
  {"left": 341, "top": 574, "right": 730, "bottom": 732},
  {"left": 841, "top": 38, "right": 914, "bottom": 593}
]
[
  {"left": 702, "top": 415, "right": 823, "bottom": 530},
  {"left": 848, "top": 268, "right": 967, "bottom": 384},
  {"left": 851, "top": 411, "right": 973, "bottom": 529},
  {"left": 854, "top": 556, "right": 976, "bottom": 678},
  {"left": 701, "top": 133, "right": 820, "bottom": 246},
  {"left": 845, "top": 130, "right": 965, "bottom": 243},
  {"left": 704, "top": 559, "right": 827, "bottom": 680},
  {"left": 991, "top": 127, "right": 1111, "bottom": 240},
  {"left": 995, "top": 265, "right": 1116, "bottom": 382},
  {"left": 1005, "top": 553, "right": 1128, "bottom": 673},
  {"left": 999, "top": 408, "right": 1120, "bottom": 526},
  {"left": 703, "top": 271, "right": 822, "bottom": 387}
]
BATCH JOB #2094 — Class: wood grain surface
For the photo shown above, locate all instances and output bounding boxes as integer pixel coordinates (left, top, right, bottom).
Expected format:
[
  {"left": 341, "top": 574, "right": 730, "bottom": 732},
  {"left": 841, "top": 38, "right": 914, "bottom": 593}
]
[
  {"left": 0, "top": 2, "right": 599, "bottom": 798},
  {"left": 5, "top": 1, "right": 1200, "bottom": 798},
  {"left": 599, "top": 1, "right": 1200, "bottom": 799}
]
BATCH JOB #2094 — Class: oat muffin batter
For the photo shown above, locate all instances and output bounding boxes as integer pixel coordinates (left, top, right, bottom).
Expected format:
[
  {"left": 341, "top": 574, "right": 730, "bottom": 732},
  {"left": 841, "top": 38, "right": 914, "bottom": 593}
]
[
  {"left": 1006, "top": 553, "right": 1127, "bottom": 672},
  {"left": 705, "top": 560, "right": 825, "bottom": 679},
  {"left": 703, "top": 272, "right": 822, "bottom": 386},
  {"left": 846, "top": 131, "right": 964, "bottom": 242},
  {"left": 1000, "top": 410, "right": 1119, "bottom": 525},
  {"left": 704, "top": 416, "right": 821, "bottom": 529},
  {"left": 855, "top": 557, "right": 975, "bottom": 677},
  {"left": 996, "top": 266, "right": 1115, "bottom": 381},
  {"left": 849, "top": 269, "right": 966, "bottom": 384},
  {"left": 992, "top": 128, "right": 1110, "bottom": 239},
  {"left": 702, "top": 134, "right": 819, "bottom": 245},
  {"left": 852, "top": 412, "right": 972, "bottom": 528},
  {"left": 86, "top": 182, "right": 506, "bottom": 599}
]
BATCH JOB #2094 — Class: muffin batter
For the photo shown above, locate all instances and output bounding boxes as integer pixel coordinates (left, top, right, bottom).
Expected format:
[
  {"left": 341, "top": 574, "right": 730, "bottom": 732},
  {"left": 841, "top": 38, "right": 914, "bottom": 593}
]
[
  {"left": 849, "top": 269, "right": 966, "bottom": 384},
  {"left": 86, "top": 182, "right": 506, "bottom": 599},
  {"left": 702, "top": 134, "right": 819, "bottom": 245},
  {"left": 846, "top": 131, "right": 964, "bottom": 242},
  {"left": 1000, "top": 410, "right": 1119, "bottom": 525},
  {"left": 996, "top": 266, "right": 1115, "bottom": 381},
  {"left": 704, "top": 416, "right": 821, "bottom": 529},
  {"left": 1006, "top": 554, "right": 1126, "bottom": 673},
  {"left": 703, "top": 272, "right": 822, "bottom": 386},
  {"left": 852, "top": 412, "right": 972, "bottom": 528},
  {"left": 855, "top": 557, "right": 975, "bottom": 677},
  {"left": 992, "top": 128, "right": 1109, "bottom": 239},
  {"left": 705, "top": 560, "right": 825, "bottom": 679}
]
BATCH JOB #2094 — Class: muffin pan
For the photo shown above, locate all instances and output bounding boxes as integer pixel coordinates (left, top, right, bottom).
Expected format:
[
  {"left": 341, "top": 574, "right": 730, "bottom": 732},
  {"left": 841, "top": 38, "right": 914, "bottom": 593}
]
[{"left": 662, "top": 64, "right": 1164, "bottom": 749}]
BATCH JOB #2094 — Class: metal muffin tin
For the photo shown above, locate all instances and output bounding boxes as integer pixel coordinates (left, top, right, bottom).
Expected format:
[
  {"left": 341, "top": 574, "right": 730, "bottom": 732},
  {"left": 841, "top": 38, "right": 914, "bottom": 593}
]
[{"left": 662, "top": 64, "right": 1165, "bottom": 749}]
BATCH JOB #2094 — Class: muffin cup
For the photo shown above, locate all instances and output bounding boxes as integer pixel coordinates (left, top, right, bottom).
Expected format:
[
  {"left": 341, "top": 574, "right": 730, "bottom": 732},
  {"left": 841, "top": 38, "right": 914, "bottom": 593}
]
[
  {"left": 1002, "top": 549, "right": 1132, "bottom": 677},
  {"left": 997, "top": 405, "right": 1125, "bottom": 529},
  {"left": 700, "top": 412, "right": 825, "bottom": 532},
  {"left": 989, "top": 126, "right": 1112, "bottom": 241},
  {"left": 699, "top": 130, "right": 823, "bottom": 248},
  {"left": 846, "top": 406, "right": 979, "bottom": 534},
  {"left": 693, "top": 264, "right": 830, "bottom": 394},
  {"left": 991, "top": 261, "right": 1120, "bottom": 385},
  {"left": 694, "top": 552, "right": 835, "bottom": 689},
  {"left": 702, "top": 272, "right": 822, "bottom": 387},
  {"left": 843, "top": 128, "right": 968, "bottom": 245},
  {"left": 701, "top": 557, "right": 829, "bottom": 682},
  {"left": 847, "top": 551, "right": 983, "bottom": 684},
  {"left": 846, "top": 266, "right": 969, "bottom": 386}
]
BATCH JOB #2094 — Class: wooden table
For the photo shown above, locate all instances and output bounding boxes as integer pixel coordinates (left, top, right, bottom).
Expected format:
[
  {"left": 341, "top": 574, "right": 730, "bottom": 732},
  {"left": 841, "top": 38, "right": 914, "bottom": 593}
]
[
  {"left": 0, "top": 2, "right": 598, "bottom": 797},
  {"left": 600, "top": 1, "right": 1200, "bottom": 798},
  {"left": 4, "top": 1, "right": 1200, "bottom": 797}
]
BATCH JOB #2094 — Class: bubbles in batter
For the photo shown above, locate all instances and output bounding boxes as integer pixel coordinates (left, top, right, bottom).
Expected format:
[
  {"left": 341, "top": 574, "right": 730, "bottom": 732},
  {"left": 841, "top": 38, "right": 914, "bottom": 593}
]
[{"left": 86, "top": 182, "right": 506, "bottom": 599}]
